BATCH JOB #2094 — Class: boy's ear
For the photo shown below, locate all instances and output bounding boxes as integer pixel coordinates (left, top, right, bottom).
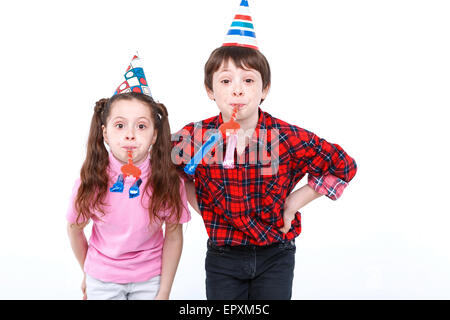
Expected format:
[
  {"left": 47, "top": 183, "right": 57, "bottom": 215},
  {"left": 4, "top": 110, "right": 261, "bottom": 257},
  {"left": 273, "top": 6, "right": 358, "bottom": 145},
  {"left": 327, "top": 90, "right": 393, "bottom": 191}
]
[
  {"left": 260, "top": 84, "right": 271, "bottom": 104},
  {"left": 205, "top": 85, "right": 215, "bottom": 101},
  {"left": 262, "top": 84, "right": 270, "bottom": 100}
]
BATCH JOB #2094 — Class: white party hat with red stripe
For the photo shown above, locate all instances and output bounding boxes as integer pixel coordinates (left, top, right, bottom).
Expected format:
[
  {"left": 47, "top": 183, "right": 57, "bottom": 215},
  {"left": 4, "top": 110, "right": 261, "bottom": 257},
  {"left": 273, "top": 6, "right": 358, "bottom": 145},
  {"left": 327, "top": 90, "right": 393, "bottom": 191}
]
[{"left": 222, "top": 0, "right": 258, "bottom": 50}]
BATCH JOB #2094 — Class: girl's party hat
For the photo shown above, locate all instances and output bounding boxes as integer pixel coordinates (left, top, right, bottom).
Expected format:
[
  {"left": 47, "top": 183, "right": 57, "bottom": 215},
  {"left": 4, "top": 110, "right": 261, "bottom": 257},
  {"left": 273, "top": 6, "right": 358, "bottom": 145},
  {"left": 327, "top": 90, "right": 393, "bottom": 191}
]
[
  {"left": 222, "top": 0, "right": 258, "bottom": 50},
  {"left": 114, "top": 54, "right": 152, "bottom": 96}
]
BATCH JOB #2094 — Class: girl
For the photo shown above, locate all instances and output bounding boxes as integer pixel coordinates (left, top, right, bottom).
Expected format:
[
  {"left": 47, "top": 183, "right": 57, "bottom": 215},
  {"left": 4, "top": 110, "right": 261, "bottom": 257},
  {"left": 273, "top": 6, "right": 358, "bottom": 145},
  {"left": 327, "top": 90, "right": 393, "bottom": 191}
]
[{"left": 67, "top": 92, "right": 191, "bottom": 300}]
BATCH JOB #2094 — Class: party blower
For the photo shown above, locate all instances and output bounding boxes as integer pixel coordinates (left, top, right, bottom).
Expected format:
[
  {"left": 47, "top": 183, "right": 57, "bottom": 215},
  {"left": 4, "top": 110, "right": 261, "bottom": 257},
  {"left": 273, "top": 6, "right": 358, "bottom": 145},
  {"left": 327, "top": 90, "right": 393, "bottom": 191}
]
[
  {"left": 184, "top": 106, "right": 241, "bottom": 175},
  {"left": 110, "top": 150, "right": 143, "bottom": 198}
]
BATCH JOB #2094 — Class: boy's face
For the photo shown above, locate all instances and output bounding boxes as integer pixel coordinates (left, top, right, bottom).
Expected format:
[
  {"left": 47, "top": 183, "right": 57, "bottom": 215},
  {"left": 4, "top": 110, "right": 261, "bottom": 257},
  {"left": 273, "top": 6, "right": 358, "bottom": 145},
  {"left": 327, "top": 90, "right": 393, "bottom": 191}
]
[
  {"left": 206, "top": 59, "right": 269, "bottom": 129},
  {"left": 102, "top": 98, "right": 157, "bottom": 166}
]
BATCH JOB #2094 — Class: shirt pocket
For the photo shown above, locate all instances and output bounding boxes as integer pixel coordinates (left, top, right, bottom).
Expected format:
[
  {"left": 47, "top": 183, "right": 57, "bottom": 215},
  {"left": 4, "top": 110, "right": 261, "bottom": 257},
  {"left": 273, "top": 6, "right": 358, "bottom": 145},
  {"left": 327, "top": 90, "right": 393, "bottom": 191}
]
[
  {"left": 260, "top": 163, "right": 290, "bottom": 227},
  {"left": 197, "top": 164, "right": 247, "bottom": 219}
]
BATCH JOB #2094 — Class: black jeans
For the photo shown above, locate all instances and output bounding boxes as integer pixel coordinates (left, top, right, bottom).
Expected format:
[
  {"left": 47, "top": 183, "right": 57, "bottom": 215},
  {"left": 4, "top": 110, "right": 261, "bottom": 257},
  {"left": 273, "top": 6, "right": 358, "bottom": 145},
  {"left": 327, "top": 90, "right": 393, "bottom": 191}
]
[{"left": 205, "top": 239, "right": 295, "bottom": 300}]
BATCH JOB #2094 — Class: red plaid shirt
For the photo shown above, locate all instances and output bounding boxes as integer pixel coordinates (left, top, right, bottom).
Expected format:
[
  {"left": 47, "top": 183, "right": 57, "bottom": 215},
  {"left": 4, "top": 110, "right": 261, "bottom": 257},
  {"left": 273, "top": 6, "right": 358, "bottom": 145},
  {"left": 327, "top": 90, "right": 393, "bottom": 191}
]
[{"left": 171, "top": 108, "right": 357, "bottom": 246}]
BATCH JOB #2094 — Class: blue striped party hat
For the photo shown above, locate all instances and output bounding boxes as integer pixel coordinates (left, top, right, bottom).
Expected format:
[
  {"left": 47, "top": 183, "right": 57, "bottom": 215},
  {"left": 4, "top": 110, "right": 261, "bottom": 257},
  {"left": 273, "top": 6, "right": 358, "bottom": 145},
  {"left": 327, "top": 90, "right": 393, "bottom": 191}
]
[
  {"left": 222, "top": 0, "right": 258, "bottom": 50},
  {"left": 113, "top": 54, "right": 152, "bottom": 97}
]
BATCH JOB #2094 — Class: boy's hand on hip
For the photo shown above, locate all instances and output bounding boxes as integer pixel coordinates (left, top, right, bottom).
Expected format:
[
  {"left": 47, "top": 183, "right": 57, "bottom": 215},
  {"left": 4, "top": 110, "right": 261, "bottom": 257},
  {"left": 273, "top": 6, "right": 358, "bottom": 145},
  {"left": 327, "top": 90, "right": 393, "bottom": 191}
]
[
  {"left": 280, "top": 184, "right": 323, "bottom": 234},
  {"left": 280, "top": 209, "right": 296, "bottom": 234}
]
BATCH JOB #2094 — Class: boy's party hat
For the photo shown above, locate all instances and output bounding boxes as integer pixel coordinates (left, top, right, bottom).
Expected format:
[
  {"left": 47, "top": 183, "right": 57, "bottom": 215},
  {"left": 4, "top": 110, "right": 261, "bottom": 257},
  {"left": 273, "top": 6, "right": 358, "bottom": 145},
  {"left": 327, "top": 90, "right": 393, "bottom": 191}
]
[
  {"left": 114, "top": 54, "right": 152, "bottom": 96},
  {"left": 222, "top": 0, "right": 258, "bottom": 50}
]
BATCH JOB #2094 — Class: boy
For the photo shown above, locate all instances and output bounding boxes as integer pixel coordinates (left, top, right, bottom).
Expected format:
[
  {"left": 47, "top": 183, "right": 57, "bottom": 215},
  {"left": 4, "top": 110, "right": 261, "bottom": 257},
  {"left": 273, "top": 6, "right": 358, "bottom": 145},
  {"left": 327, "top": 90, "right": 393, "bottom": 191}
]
[{"left": 171, "top": 0, "right": 357, "bottom": 299}]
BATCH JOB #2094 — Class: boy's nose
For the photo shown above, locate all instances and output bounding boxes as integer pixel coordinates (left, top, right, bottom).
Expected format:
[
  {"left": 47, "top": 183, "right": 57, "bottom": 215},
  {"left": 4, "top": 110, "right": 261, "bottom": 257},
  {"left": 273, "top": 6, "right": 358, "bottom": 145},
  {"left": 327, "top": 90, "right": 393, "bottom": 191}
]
[
  {"left": 232, "top": 88, "right": 244, "bottom": 97},
  {"left": 232, "top": 84, "right": 244, "bottom": 96}
]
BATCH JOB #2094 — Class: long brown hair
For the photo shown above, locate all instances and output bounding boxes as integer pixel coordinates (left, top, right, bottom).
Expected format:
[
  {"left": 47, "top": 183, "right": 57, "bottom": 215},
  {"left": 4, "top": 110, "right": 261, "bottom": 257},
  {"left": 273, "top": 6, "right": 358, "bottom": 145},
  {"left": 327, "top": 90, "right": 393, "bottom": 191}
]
[{"left": 74, "top": 92, "right": 184, "bottom": 227}]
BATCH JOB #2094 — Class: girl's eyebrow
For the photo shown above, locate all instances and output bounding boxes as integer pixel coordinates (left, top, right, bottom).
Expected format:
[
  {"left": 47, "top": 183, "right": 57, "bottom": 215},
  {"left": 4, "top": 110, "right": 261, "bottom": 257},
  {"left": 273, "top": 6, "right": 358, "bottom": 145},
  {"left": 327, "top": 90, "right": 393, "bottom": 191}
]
[
  {"left": 137, "top": 116, "right": 150, "bottom": 120},
  {"left": 111, "top": 116, "right": 150, "bottom": 121},
  {"left": 110, "top": 116, "right": 126, "bottom": 121}
]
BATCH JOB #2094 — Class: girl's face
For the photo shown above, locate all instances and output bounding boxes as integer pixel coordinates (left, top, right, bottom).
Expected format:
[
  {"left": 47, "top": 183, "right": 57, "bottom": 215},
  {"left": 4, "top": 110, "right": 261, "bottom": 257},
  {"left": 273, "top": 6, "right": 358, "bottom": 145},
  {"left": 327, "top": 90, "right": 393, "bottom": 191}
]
[
  {"left": 206, "top": 59, "right": 269, "bottom": 131},
  {"left": 102, "top": 98, "right": 157, "bottom": 166}
]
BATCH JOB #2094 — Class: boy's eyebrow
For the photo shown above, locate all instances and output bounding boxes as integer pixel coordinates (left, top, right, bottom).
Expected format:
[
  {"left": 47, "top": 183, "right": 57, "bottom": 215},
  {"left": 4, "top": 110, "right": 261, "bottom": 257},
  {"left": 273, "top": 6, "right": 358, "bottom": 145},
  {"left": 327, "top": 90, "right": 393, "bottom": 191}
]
[
  {"left": 242, "top": 69, "right": 258, "bottom": 75},
  {"left": 217, "top": 65, "right": 257, "bottom": 74}
]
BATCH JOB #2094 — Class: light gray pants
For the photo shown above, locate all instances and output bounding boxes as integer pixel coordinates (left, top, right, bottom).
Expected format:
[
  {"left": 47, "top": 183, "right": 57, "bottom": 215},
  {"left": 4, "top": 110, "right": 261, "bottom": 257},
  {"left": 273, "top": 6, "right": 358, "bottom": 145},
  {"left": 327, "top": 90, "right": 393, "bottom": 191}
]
[{"left": 86, "top": 274, "right": 161, "bottom": 300}]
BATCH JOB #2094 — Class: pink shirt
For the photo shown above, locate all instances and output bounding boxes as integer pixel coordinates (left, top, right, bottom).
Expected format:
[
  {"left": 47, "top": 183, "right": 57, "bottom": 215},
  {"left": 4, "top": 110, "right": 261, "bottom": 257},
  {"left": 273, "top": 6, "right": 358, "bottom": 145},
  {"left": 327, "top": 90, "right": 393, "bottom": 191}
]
[{"left": 67, "top": 153, "right": 191, "bottom": 283}]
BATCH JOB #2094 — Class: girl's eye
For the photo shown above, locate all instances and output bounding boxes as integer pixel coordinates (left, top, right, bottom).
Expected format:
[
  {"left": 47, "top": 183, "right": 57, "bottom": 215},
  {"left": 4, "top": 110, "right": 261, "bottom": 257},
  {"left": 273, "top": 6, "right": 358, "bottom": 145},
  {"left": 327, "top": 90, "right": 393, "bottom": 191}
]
[
  {"left": 115, "top": 123, "right": 124, "bottom": 129},
  {"left": 138, "top": 124, "right": 146, "bottom": 129}
]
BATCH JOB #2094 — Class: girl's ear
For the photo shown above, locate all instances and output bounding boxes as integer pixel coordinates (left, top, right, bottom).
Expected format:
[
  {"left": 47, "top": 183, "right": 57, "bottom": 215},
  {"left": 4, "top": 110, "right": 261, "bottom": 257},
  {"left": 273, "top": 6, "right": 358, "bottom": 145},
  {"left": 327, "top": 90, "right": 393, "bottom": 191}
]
[
  {"left": 102, "top": 124, "right": 109, "bottom": 145},
  {"left": 151, "top": 130, "right": 157, "bottom": 146}
]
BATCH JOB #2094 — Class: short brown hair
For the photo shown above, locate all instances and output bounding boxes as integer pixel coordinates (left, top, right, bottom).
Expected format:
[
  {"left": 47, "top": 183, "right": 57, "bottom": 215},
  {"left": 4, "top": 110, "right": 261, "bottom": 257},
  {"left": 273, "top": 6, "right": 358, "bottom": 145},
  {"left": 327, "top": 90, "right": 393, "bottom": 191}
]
[{"left": 204, "top": 46, "right": 271, "bottom": 92}]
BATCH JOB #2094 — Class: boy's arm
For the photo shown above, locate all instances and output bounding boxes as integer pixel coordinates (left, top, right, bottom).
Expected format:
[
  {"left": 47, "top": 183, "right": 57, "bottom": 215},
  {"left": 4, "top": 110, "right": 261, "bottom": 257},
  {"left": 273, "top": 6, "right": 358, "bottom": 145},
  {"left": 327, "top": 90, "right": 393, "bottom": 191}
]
[
  {"left": 156, "top": 223, "right": 183, "bottom": 300},
  {"left": 184, "top": 180, "right": 201, "bottom": 214},
  {"left": 304, "top": 130, "right": 357, "bottom": 183},
  {"left": 291, "top": 128, "right": 357, "bottom": 200},
  {"left": 280, "top": 184, "right": 322, "bottom": 233},
  {"left": 172, "top": 125, "right": 202, "bottom": 215},
  {"left": 280, "top": 128, "right": 357, "bottom": 233}
]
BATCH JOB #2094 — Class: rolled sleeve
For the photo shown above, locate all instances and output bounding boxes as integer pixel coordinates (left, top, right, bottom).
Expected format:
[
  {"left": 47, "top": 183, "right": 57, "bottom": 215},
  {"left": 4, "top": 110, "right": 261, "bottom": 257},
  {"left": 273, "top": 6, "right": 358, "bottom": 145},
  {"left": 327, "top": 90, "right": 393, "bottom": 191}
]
[{"left": 308, "top": 173, "right": 348, "bottom": 200}]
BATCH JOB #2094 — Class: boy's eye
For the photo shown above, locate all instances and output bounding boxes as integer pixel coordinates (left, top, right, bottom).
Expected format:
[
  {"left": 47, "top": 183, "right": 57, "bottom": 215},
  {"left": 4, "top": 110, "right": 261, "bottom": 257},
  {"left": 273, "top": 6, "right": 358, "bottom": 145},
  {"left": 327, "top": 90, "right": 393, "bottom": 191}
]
[
  {"left": 221, "top": 79, "right": 230, "bottom": 84},
  {"left": 245, "top": 79, "right": 254, "bottom": 83}
]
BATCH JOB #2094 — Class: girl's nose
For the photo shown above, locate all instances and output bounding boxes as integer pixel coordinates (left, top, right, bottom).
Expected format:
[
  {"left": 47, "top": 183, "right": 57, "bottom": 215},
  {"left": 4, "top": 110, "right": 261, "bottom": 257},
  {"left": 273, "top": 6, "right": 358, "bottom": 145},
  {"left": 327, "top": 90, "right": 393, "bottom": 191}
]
[{"left": 125, "top": 129, "right": 136, "bottom": 141}]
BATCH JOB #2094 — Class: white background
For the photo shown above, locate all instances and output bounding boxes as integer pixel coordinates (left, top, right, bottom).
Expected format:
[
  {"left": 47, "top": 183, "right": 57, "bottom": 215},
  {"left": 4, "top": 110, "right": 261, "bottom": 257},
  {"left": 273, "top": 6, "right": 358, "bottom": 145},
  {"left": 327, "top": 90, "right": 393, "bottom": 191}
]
[{"left": 0, "top": 0, "right": 449, "bottom": 299}]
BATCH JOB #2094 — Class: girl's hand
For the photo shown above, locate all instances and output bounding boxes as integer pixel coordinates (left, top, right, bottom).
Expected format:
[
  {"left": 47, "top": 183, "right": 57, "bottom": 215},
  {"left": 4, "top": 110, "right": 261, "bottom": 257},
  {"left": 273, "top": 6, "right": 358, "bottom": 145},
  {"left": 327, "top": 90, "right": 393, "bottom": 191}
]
[
  {"left": 154, "top": 292, "right": 169, "bottom": 300},
  {"left": 81, "top": 273, "right": 87, "bottom": 300}
]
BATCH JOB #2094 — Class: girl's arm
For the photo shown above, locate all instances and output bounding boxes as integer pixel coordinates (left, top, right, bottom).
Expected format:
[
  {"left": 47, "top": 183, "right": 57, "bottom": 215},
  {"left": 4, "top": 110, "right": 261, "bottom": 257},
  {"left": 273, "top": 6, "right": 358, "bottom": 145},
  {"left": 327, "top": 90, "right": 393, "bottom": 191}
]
[
  {"left": 155, "top": 223, "right": 183, "bottom": 300},
  {"left": 67, "top": 221, "right": 89, "bottom": 299},
  {"left": 280, "top": 184, "right": 323, "bottom": 234},
  {"left": 67, "top": 221, "right": 89, "bottom": 270},
  {"left": 185, "top": 180, "right": 201, "bottom": 214}
]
